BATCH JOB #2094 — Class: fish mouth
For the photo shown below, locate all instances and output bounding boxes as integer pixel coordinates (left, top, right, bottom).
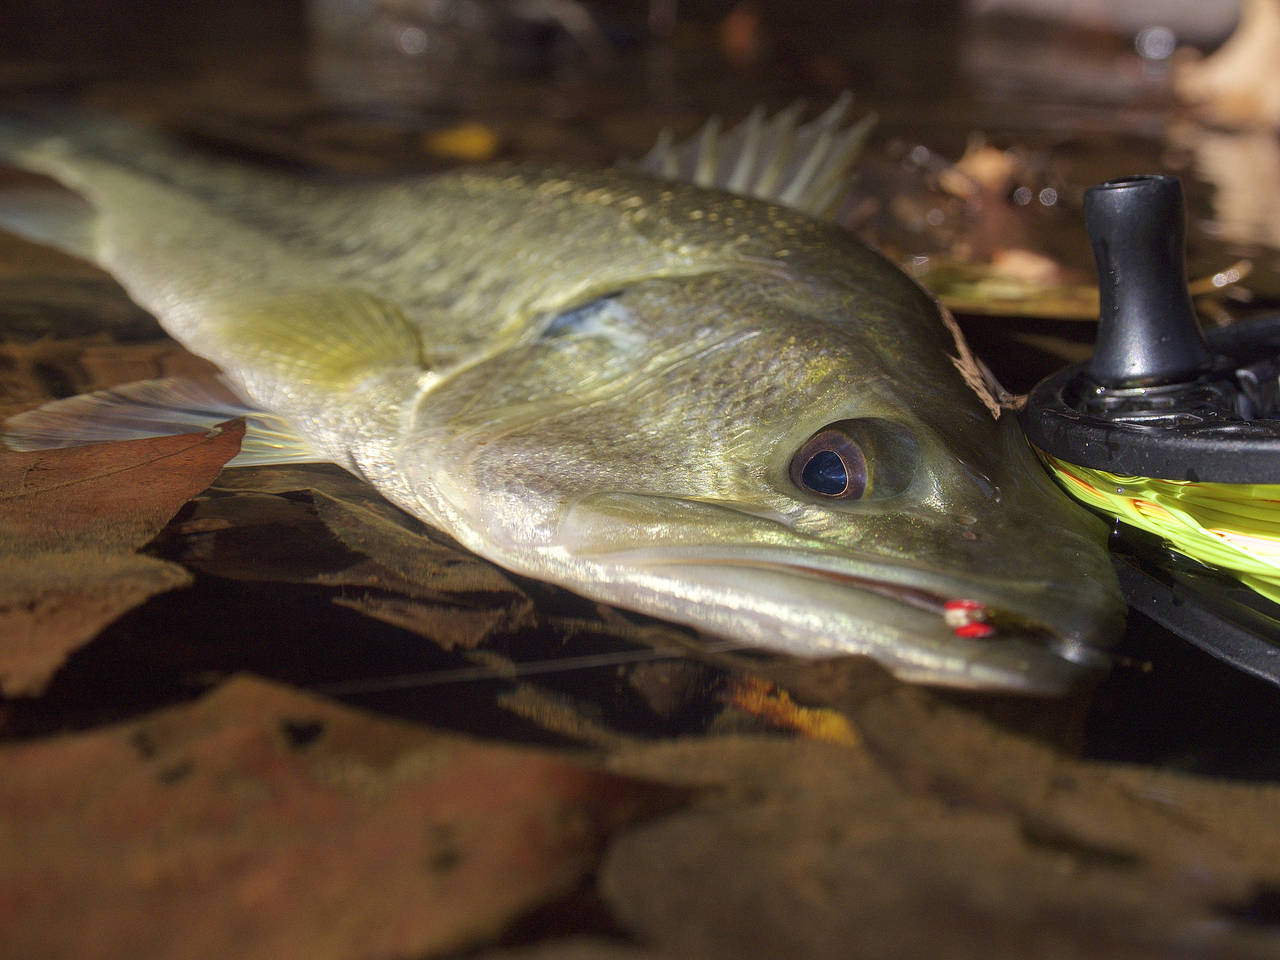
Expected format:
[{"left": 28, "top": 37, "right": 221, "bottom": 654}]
[
  {"left": 704, "top": 555, "right": 1114, "bottom": 669},
  {"left": 553, "top": 493, "right": 1124, "bottom": 693},
  {"left": 566, "top": 546, "right": 1120, "bottom": 694}
]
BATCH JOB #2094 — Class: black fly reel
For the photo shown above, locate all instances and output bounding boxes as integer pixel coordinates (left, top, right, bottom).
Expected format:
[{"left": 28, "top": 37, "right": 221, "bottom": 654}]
[{"left": 1019, "top": 174, "right": 1280, "bottom": 684}]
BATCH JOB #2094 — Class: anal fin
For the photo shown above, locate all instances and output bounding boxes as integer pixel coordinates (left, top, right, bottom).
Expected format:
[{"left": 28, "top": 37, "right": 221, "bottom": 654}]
[{"left": 2, "top": 375, "right": 325, "bottom": 467}]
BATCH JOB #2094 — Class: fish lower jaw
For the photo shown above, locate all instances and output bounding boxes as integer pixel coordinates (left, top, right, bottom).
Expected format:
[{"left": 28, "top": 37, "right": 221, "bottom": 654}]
[
  {"left": 554, "top": 552, "right": 1115, "bottom": 694},
  {"left": 747, "top": 559, "right": 1113, "bottom": 671}
]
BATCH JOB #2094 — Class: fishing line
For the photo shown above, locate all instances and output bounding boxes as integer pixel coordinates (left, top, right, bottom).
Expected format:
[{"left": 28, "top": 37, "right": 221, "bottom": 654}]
[
  {"left": 1042, "top": 454, "right": 1280, "bottom": 605},
  {"left": 312, "top": 638, "right": 749, "bottom": 696},
  {"left": 1021, "top": 174, "right": 1280, "bottom": 679}
]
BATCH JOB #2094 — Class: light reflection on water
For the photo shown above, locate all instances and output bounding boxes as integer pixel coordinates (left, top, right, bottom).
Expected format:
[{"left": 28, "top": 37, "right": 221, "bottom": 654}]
[{"left": 1174, "top": 124, "right": 1280, "bottom": 250}]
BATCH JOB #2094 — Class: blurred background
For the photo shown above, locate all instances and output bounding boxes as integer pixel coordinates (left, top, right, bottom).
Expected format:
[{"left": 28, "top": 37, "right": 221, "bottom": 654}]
[{"left": 2, "top": 0, "right": 1276, "bottom": 385}]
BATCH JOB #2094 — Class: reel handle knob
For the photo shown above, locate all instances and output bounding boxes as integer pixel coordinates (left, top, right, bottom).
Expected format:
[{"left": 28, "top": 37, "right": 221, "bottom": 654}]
[{"left": 1084, "top": 175, "right": 1210, "bottom": 388}]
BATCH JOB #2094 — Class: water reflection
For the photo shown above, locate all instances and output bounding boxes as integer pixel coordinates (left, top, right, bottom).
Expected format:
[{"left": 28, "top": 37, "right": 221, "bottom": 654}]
[
  {"left": 1172, "top": 122, "right": 1280, "bottom": 250},
  {"left": 307, "top": 0, "right": 619, "bottom": 106}
]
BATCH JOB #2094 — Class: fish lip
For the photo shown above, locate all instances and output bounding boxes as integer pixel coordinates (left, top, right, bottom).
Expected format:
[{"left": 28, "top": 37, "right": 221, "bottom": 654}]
[
  {"left": 605, "top": 548, "right": 1117, "bottom": 662},
  {"left": 726, "top": 558, "right": 955, "bottom": 617},
  {"left": 689, "top": 555, "right": 1119, "bottom": 690}
]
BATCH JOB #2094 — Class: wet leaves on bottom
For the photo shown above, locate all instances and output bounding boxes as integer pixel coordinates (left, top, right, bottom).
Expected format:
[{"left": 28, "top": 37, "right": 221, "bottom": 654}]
[
  {"left": 0, "top": 675, "right": 688, "bottom": 960},
  {"left": 0, "top": 421, "right": 244, "bottom": 695}
]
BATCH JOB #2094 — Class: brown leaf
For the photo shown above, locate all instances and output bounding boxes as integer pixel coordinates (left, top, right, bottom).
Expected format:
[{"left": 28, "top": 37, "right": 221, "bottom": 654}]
[
  {"left": 753, "top": 657, "right": 1280, "bottom": 872},
  {"left": 0, "top": 421, "right": 243, "bottom": 547},
  {"left": 207, "top": 465, "right": 526, "bottom": 599},
  {"left": 602, "top": 737, "right": 1280, "bottom": 960},
  {"left": 155, "top": 490, "right": 362, "bottom": 583},
  {"left": 0, "top": 229, "right": 163, "bottom": 344},
  {"left": 174, "top": 465, "right": 537, "bottom": 645},
  {"left": 0, "top": 421, "right": 244, "bottom": 695},
  {"left": 0, "top": 676, "right": 688, "bottom": 960},
  {"left": 310, "top": 487, "right": 525, "bottom": 598},
  {"left": 160, "top": 482, "right": 535, "bottom": 648},
  {"left": 332, "top": 594, "right": 529, "bottom": 650},
  {"left": 0, "top": 552, "right": 190, "bottom": 698},
  {"left": 0, "top": 333, "right": 214, "bottom": 424}
]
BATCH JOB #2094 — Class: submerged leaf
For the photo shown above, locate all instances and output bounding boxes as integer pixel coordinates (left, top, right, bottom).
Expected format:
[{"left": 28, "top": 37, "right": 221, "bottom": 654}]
[
  {"left": 603, "top": 734, "right": 1280, "bottom": 960},
  {"left": 331, "top": 593, "right": 528, "bottom": 650},
  {"left": 925, "top": 260, "right": 1100, "bottom": 319},
  {"left": 0, "top": 552, "right": 189, "bottom": 698},
  {"left": 159, "top": 469, "right": 536, "bottom": 648},
  {"left": 154, "top": 471, "right": 535, "bottom": 650},
  {"left": 0, "top": 420, "right": 243, "bottom": 695},
  {"left": 0, "top": 676, "right": 688, "bottom": 960}
]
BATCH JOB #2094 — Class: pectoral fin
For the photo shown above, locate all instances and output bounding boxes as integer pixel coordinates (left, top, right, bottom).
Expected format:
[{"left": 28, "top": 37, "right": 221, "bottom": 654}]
[
  {"left": 2, "top": 375, "right": 324, "bottom": 467},
  {"left": 209, "top": 286, "right": 429, "bottom": 395},
  {"left": 3, "top": 288, "right": 428, "bottom": 469}
]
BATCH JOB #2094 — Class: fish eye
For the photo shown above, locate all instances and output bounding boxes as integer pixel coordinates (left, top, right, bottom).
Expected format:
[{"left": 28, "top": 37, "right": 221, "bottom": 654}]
[{"left": 789, "top": 428, "right": 867, "bottom": 500}]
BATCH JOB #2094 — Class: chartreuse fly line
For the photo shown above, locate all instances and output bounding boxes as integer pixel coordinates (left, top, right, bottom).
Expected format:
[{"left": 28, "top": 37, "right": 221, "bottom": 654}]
[{"left": 1040, "top": 452, "right": 1280, "bottom": 606}]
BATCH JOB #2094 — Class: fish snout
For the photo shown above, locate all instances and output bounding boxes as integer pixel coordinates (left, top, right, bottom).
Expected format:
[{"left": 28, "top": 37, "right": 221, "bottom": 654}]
[{"left": 555, "top": 491, "right": 1124, "bottom": 691}]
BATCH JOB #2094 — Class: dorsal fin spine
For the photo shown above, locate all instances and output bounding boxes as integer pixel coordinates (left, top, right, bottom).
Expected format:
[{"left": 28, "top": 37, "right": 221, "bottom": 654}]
[
  {"left": 726, "top": 106, "right": 765, "bottom": 194},
  {"left": 626, "top": 93, "right": 875, "bottom": 219}
]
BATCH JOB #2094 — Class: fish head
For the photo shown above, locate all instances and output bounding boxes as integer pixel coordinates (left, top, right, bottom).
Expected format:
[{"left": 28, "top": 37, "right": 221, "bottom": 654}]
[{"left": 407, "top": 266, "right": 1125, "bottom": 693}]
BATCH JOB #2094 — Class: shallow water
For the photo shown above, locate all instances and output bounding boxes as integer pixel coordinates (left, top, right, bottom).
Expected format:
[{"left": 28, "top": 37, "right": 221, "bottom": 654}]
[{"left": 4, "top": 3, "right": 1280, "bottom": 957}]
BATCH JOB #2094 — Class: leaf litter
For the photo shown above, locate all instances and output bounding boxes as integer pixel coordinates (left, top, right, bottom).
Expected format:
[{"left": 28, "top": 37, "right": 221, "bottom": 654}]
[
  {"left": 5, "top": 233, "right": 1280, "bottom": 960},
  {"left": 6, "top": 25, "right": 1280, "bottom": 960},
  {"left": 0, "top": 675, "right": 687, "bottom": 960},
  {"left": 0, "top": 419, "right": 243, "bottom": 696}
]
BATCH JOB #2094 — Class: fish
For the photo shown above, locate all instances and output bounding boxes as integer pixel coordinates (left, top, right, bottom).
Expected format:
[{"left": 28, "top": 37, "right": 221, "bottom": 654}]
[{"left": 0, "top": 100, "right": 1126, "bottom": 693}]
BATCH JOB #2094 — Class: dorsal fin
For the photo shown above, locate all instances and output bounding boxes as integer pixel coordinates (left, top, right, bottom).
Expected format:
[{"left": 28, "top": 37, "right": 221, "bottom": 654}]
[{"left": 626, "top": 92, "right": 876, "bottom": 217}]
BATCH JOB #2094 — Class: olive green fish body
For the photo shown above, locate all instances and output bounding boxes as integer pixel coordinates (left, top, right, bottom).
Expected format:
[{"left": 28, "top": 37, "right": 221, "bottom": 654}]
[{"left": 0, "top": 113, "right": 1125, "bottom": 692}]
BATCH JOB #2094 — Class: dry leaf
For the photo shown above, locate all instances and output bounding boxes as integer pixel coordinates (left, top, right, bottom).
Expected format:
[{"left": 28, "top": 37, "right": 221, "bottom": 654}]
[
  {"left": 1173, "top": 0, "right": 1280, "bottom": 129},
  {"left": 421, "top": 121, "right": 502, "bottom": 162},
  {"left": 0, "top": 337, "right": 217, "bottom": 422}
]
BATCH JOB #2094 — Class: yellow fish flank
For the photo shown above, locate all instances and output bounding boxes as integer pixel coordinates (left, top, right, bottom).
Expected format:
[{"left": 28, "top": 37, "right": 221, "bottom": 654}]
[{"left": 0, "top": 110, "right": 1124, "bottom": 693}]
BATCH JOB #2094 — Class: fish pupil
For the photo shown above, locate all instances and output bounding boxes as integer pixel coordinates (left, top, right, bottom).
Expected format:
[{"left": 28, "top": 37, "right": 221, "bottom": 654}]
[
  {"left": 789, "top": 427, "right": 868, "bottom": 500},
  {"left": 801, "top": 450, "right": 849, "bottom": 496}
]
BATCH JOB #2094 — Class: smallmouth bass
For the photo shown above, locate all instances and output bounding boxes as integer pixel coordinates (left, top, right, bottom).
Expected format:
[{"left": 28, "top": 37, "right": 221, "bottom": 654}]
[{"left": 0, "top": 105, "right": 1125, "bottom": 693}]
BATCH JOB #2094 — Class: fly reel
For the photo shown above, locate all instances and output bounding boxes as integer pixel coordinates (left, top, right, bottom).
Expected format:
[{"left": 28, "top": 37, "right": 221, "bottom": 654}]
[{"left": 1020, "top": 174, "right": 1280, "bottom": 684}]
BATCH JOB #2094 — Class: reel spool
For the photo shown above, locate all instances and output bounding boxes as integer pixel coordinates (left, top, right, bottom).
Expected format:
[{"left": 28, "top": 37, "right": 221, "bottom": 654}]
[{"left": 1020, "top": 174, "right": 1280, "bottom": 683}]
